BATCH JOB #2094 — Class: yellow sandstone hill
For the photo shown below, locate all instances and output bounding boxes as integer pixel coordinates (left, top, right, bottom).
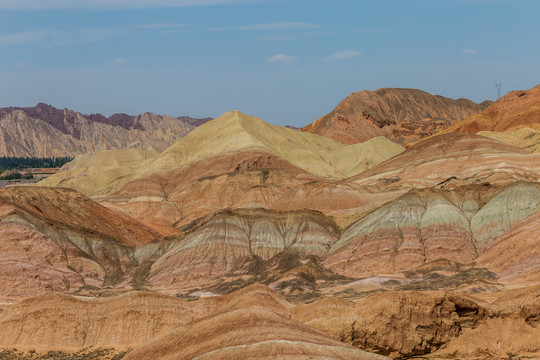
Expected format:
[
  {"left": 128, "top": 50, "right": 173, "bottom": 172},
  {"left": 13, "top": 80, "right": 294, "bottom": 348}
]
[
  {"left": 138, "top": 110, "right": 405, "bottom": 179},
  {"left": 477, "top": 128, "right": 540, "bottom": 153},
  {"left": 40, "top": 148, "right": 159, "bottom": 197},
  {"left": 41, "top": 110, "right": 404, "bottom": 197}
]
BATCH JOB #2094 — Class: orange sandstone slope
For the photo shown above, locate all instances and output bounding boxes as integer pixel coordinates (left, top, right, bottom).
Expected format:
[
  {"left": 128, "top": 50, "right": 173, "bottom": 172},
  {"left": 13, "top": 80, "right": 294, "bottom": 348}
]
[
  {"left": 0, "top": 186, "right": 159, "bottom": 302},
  {"left": 301, "top": 88, "right": 490, "bottom": 145},
  {"left": 0, "top": 186, "right": 159, "bottom": 247},
  {"left": 2, "top": 284, "right": 540, "bottom": 359},
  {"left": 124, "top": 307, "right": 387, "bottom": 360},
  {"left": 100, "top": 150, "right": 321, "bottom": 233},
  {"left": 0, "top": 286, "right": 388, "bottom": 359},
  {"left": 439, "top": 84, "right": 540, "bottom": 134}
]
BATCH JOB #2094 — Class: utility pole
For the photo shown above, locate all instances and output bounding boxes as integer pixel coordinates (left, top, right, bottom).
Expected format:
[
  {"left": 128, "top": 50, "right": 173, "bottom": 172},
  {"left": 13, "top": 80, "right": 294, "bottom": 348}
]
[{"left": 495, "top": 83, "right": 502, "bottom": 100}]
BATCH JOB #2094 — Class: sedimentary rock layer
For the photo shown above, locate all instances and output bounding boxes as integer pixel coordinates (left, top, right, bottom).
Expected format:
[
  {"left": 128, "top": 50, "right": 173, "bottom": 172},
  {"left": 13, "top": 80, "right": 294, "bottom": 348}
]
[
  {"left": 325, "top": 182, "right": 540, "bottom": 277},
  {"left": 476, "top": 212, "right": 540, "bottom": 284},
  {"left": 348, "top": 133, "right": 540, "bottom": 189}
]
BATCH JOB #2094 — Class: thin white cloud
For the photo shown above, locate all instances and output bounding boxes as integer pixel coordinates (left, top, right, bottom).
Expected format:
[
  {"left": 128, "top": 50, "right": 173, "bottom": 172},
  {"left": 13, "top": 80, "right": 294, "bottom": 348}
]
[
  {"left": 462, "top": 49, "right": 477, "bottom": 54},
  {"left": 321, "top": 50, "right": 362, "bottom": 62},
  {"left": 258, "top": 36, "right": 299, "bottom": 41},
  {"left": 210, "top": 22, "right": 321, "bottom": 31},
  {"left": 107, "top": 57, "right": 126, "bottom": 66},
  {"left": 0, "top": 23, "right": 191, "bottom": 47},
  {"left": 15, "top": 61, "right": 25, "bottom": 68},
  {"left": 0, "top": 30, "right": 47, "bottom": 46},
  {"left": 130, "top": 23, "right": 189, "bottom": 29},
  {"left": 0, "top": 0, "right": 257, "bottom": 9},
  {"left": 236, "top": 22, "right": 321, "bottom": 31},
  {"left": 266, "top": 54, "right": 298, "bottom": 64}
]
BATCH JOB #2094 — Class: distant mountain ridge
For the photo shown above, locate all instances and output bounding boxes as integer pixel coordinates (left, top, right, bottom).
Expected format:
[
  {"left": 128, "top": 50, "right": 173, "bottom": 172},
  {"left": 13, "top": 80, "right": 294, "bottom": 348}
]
[
  {"left": 0, "top": 103, "right": 212, "bottom": 157},
  {"left": 302, "top": 88, "right": 492, "bottom": 145}
]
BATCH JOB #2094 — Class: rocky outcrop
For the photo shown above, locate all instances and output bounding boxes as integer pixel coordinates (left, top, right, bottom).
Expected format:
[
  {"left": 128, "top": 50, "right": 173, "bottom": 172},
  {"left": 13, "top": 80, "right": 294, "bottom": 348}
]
[
  {"left": 0, "top": 103, "right": 210, "bottom": 157},
  {"left": 293, "top": 291, "right": 488, "bottom": 358},
  {"left": 301, "top": 88, "right": 489, "bottom": 145},
  {"left": 0, "top": 285, "right": 388, "bottom": 359},
  {"left": 2, "top": 284, "right": 539, "bottom": 359}
]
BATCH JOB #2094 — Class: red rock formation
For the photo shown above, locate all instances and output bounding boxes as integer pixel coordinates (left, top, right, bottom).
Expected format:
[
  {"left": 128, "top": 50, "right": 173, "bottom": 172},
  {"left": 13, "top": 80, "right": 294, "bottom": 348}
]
[
  {"left": 301, "top": 88, "right": 489, "bottom": 145},
  {"left": 101, "top": 150, "right": 319, "bottom": 233}
]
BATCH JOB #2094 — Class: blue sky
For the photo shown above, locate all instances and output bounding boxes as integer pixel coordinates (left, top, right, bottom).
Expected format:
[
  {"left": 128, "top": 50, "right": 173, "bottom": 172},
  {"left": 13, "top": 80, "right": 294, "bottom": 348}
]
[{"left": 1, "top": 0, "right": 539, "bottom": 126}]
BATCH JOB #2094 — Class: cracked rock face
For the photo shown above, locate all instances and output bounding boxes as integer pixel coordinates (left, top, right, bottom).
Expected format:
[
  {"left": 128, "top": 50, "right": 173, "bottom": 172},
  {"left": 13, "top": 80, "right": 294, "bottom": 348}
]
[{"left": 292, "top": 290, "right": 487, "bottom": 358}]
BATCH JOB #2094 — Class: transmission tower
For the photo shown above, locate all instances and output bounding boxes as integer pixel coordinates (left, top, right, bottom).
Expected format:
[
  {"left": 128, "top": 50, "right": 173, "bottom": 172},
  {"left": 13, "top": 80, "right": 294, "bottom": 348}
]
[{"left": 495, "top": 83, "right": 502, "bottom": 99}]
